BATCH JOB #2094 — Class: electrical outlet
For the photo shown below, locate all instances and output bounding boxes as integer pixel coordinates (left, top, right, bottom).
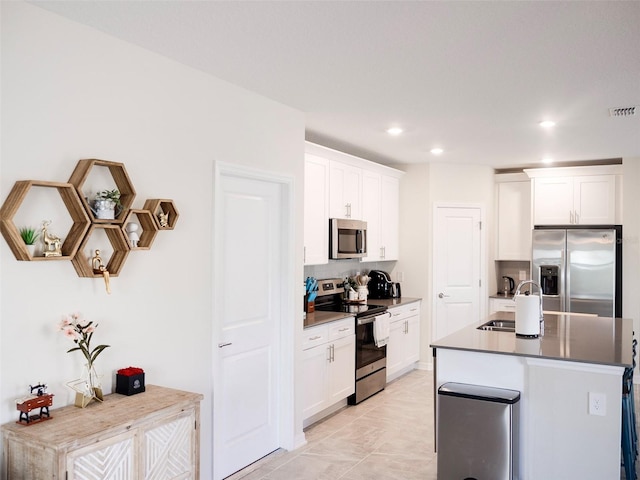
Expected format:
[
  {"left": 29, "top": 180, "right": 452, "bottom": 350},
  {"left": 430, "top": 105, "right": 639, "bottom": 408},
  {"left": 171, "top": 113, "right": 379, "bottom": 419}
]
[
  {"left": 397, "top": 271, "right": 404, "bottom": 282},
  {"left": 589, "top": 392, "right": 606, "bottom": 416}
]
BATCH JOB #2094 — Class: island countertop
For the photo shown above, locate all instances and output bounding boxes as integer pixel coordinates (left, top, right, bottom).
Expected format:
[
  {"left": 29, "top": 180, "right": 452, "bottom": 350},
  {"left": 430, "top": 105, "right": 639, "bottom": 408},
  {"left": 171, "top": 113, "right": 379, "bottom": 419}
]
[{"left": 430, "top": 311, "right": 633, "bottom": 368}]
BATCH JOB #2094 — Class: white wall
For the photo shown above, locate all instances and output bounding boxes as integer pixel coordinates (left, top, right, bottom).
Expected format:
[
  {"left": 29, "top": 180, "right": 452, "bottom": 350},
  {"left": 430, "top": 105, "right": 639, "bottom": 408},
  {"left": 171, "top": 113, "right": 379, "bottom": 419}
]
[
  {"left": 0, "top": 2, "right": 305, "bottom": 476},
  {"left": 397, "top": 162, "right": 495, "bottom": 369}
]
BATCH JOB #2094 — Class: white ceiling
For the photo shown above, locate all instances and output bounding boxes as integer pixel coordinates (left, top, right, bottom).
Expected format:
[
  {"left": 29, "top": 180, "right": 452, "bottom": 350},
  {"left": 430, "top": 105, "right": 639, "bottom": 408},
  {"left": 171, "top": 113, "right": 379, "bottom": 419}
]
[{"left": 31, "top": 1, "right": 640, "bottom": 169}]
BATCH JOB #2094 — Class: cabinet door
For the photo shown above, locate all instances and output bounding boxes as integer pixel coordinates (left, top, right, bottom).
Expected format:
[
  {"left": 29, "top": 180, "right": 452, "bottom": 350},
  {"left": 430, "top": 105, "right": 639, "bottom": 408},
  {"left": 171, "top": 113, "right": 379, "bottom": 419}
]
[
  {"left": 328, "top": 335, "right": 355, "bottom": 404},
  {"left": 67, "top": 431, "right": 136, "bottom": 479},
  {"left": 386, "top": 319, "right": 406, "bottom": 380},
  {"left": 143, "top": 410, "right": 196, "bottom": 479},
  {"left": 497, "top": 181, "right": 531, "bottom": 260},
  {"left": 301, "top": 343, "right": 330, "bottom": 419},
  {"left": 361, "top": 171, "right": 382, "bottom": 261},
  {"left": 574, "top": 175, "right": 615, "bottom": 224},
  {"left": 329, "top": 161, "right": 362, "bottom": 219},
  {"left": 380, "top": 175, "right": 400, "bottom": 261},
  {"left": 405, "top": 315, "right": 421, "bottom": 365},
  {"left": 533, "top": 177, "right": 573, "bottom": 225},
  {"left": 304, "top": 154, "right": 329, "bottom": 265}
]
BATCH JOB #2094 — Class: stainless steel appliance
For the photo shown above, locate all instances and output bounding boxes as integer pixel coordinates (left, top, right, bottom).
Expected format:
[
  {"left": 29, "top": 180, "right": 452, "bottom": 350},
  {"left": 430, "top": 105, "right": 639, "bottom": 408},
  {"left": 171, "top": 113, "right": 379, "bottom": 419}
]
[
  {"left": 368, "top": 270, "right": 400, "bottom": 299},
  {"left": 314, "top": 278, "right": 389, "bottom": 404},
  {"left": 532, "top": 225, "right": 622, "bottom": 317},
  {"left": 329, "top": 218, "right": 367, "bottom": 259}
]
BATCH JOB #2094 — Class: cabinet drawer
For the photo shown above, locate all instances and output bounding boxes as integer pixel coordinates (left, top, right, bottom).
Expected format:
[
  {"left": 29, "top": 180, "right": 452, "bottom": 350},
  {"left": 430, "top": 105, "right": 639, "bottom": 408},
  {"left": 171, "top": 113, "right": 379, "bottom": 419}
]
[
  {"left": 302, "top": 325, "right": 328, "bottom": 350},
  {"left": 490, "top": 298, "right": 516, "bottom": 313},
  {"left": 388, "top": 302, "right": 421, "bottom": 323},
  {"left": 328, "top": 317, "right": 355, "bottom": 341}
]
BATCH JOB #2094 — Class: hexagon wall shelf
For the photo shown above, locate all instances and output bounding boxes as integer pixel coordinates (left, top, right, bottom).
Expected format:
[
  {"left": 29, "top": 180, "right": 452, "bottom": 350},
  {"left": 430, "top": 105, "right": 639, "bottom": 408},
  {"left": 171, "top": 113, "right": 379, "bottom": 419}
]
[
  {"left": 0, "top": 180, "right": 90, "bottom": 261},
  {"left": 68, "top": 159, "right": 136, "bottom": 225},
  {"left": 72, "top": 224, "right": 130, "bottom": 278},
  {"left": 143, "top": 199, "right": 179, "bottom": 230}
]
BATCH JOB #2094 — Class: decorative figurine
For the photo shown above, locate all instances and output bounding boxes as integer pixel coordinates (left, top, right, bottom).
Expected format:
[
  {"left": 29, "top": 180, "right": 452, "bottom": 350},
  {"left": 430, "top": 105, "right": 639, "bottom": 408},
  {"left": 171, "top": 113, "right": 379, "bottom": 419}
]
[
  {"left": 158, "top": 210, "right": 169, "bottom": 228},
  {"left": 126, "top": 222, "right": 140, "bottom": 248},
  {"left": 91, "top": 249, "right": 111, "bottom": 294},
  {"left": 41, "top": 220, "right": 62, "bottom": 257},
  {"left": 15, "top": 383, "right": 54, "bottom": 425}
]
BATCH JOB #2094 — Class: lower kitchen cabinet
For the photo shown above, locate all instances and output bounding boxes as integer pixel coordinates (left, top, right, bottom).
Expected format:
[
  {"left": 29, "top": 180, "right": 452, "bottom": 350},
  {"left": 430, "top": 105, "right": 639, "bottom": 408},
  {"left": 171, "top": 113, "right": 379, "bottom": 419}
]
[
  {"left": 302, "top": 317, "right": 355, "bottom": 421},
  {"left": 386, "top": 301, "right": 421, "bottom": 382},
  {"left": 489, "top": 297, "right": 516, "bottom": 314},
  {"left": 2, "top": 385, "right": 203, "bottom": 480}
]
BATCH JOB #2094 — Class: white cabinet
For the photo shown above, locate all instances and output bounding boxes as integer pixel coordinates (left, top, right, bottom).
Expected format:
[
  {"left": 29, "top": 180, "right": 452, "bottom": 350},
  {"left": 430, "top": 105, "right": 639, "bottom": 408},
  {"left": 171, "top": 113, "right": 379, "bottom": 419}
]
[
  {"left": 361, "top": 172, "right": 400, "bottom": 262},
  {"left": 302, "top": 317, "right": 355, "bottom": 421},
  {"left": 532, "top": 174, "right": 616, "bottom": 225},
  {"left": 304, "top": 154, "right": 330, "bottom": 265},
  {"left": 496, "top": 178, "right": 531, "bottom": 261},
  {"left": 329, "top": 160, "right": 362, "bottom": 220},
  {"left": 489, "top": 297, "right": 516, "bottom": 314},
  {"left": 386, "top": 301, "right": 421, "bottom": 382},
  {"left": 2, "top": 385, "right": 203, "bottom": 480}
]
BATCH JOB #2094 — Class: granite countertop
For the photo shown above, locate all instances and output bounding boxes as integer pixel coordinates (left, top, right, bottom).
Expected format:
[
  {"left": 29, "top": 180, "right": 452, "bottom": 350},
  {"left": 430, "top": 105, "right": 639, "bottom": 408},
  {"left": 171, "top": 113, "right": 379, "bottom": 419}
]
[
  {"left": 303, "top": 297, "right": 422, "bottom": 329},
  {"left": 430, "top": 311, "right": 634, "bottom": 368}
]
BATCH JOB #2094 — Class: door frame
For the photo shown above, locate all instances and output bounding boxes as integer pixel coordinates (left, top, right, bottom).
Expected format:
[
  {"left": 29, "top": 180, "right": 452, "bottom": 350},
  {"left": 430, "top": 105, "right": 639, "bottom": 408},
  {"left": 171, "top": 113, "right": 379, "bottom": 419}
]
[
  {"left": 431, "top": 203, "right": 487, "bottom": 342},
  {"left": 211, "top": 161, "right": 296, "bottom": 478}
]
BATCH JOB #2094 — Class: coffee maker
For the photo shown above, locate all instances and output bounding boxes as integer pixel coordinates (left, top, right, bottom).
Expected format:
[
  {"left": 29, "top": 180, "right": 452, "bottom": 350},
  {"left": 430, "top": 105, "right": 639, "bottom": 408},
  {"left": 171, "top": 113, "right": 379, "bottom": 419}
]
[{"left": 368, "top": 270, "right": 401, "bottom": 299}]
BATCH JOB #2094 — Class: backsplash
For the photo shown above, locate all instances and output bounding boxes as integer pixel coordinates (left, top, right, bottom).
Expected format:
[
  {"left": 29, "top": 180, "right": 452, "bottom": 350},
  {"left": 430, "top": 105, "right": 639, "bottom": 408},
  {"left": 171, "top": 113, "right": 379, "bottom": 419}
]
[
  {"left": 495, "top": 260, "right": 530, "bottom": 295},
  {"left": 305, "top": 260, "right": 398, "bottom": 283}
]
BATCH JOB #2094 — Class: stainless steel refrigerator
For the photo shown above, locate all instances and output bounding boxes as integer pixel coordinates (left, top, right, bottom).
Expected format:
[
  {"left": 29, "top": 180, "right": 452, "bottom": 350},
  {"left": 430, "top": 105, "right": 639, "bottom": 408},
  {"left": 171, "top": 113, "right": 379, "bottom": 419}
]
[{"left": 532, "top": 226, "right": 622, "bottom": 318}]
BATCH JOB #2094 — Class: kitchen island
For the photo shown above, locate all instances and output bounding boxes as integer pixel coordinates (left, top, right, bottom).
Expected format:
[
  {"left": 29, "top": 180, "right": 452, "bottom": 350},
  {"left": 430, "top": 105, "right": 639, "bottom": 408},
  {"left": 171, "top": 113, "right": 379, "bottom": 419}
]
[{"left": 431, "top": 312, "right": 634, "bottom": 480}]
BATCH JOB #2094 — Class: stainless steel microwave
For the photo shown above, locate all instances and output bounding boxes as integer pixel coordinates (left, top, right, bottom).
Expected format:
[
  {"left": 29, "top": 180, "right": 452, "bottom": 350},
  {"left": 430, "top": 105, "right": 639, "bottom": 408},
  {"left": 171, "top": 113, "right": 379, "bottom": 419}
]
[{"left": 330, "top": 218, "right": 367, "bottom": 259}]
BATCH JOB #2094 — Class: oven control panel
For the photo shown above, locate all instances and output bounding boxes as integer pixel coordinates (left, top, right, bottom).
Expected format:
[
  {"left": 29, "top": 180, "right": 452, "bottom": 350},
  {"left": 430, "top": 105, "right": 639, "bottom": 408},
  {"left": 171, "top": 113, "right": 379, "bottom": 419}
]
[{"left": 317, "top": 278, "right": 345, "bottom": 296}]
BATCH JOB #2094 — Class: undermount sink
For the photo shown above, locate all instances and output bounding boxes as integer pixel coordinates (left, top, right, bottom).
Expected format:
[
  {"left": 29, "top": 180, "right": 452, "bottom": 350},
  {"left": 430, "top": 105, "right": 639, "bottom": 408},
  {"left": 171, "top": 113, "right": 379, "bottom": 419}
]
[{"left": 477, "top": 319, "right": 516, "bottom": 332}]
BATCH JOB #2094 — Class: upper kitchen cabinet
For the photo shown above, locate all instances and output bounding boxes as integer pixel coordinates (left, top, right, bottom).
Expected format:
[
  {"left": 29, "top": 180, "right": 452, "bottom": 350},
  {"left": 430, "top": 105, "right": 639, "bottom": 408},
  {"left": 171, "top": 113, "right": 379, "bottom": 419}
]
[
  {"left": 525, "top": 165, "right": 622, "bottom": 226},
  {"left": 495, "top": 174, "right": 531, "bottom": 261},
  {"left": 304, "top": 153, "right": 330, "bottom": 265},
  {"left": 305, "top": 142, "right": 404, "bottom": 263},
  {"left": 362, "top": 173, "right": 400, "bottom": 262},
  {"left": 329, "top": 160, "right": 362, "bottom": 219}
]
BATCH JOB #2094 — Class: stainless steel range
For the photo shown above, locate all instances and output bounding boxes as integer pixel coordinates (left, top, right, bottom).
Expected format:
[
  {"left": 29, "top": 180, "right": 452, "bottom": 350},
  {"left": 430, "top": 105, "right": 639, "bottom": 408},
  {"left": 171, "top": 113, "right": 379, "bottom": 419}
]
[{"left": 314, "top": 278, "right": 389, "bottom": 404}]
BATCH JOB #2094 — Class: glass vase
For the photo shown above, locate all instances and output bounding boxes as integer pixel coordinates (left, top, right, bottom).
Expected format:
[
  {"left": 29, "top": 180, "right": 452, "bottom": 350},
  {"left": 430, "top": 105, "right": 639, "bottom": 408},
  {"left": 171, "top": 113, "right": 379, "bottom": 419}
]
[{"left": 71, "top": 363, "right": 104, "bottom": 408}]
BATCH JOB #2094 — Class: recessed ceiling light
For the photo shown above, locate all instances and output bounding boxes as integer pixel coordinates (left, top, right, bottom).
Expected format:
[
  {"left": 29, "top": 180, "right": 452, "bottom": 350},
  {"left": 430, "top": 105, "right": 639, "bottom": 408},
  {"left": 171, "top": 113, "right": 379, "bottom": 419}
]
[
  {"left": 387, "top": 127, "right": 403, "bottom": 136},
  {"left": 542, "top": 157, "right": 554, "bottom": 164},
  {"left": 539, "top": 120, "right": 556, "bottom": 128},
  {"left": 430, "top": 148, "right": 444, "bottom": 155}
]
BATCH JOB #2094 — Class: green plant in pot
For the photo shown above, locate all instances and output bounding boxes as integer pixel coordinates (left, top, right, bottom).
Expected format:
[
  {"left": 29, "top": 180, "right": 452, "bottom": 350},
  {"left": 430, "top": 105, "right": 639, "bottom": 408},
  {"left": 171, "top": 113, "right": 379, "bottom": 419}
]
[
  {"left": 20, "top": 226, "right": 40, "bottom": 257},
  {"left": 93, "top": 189, "right": 122, "bottom": 220}
]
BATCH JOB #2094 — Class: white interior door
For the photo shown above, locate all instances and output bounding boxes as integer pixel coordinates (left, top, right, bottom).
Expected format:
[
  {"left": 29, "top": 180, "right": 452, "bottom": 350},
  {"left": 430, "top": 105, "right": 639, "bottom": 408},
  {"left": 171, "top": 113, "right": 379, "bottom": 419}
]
[
  {"left": 213, "top": 169, "right": 283, "bottom": 479},
  {"left": 433, "top": 206, "right": 482, "bottom": 341}
]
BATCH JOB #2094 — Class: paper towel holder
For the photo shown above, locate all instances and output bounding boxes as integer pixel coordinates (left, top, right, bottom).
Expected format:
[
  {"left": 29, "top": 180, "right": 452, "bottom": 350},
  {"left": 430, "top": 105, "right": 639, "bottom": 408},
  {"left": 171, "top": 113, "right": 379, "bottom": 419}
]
[{"left": 514, "top": 280, "right": 544, "bottom": 337}]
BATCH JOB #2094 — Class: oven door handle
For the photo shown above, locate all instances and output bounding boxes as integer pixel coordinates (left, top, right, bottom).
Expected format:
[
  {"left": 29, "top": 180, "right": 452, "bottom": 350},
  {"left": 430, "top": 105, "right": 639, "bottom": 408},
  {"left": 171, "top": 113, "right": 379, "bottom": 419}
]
[{"left": 357, "top": 311, "right": 391, "bottom": 325}]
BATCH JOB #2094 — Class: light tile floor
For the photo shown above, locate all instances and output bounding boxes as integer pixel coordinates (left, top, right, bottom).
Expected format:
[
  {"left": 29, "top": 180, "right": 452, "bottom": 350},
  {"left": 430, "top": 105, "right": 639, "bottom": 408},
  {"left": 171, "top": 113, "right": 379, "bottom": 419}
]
[
  {"left": 227, "top": 370, "right": 436, "bottom": 480},
  {"left": 227, "top": 369, "right": 639, "bottom": 480}
]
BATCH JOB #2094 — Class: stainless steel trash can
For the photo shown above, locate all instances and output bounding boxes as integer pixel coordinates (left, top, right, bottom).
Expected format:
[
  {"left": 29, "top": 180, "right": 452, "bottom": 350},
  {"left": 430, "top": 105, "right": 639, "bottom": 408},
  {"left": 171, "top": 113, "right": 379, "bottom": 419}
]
[{"left": 437, "top": 382, "right": 520, "bottom": 480}]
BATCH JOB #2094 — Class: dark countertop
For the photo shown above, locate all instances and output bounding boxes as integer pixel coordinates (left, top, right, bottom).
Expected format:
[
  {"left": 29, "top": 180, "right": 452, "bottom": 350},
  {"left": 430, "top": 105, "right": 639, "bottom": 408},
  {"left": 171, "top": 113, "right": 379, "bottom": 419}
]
[
  {"left": 303, "top": 297, "right": 422, "bottom": 329},
  {"left": 430, "top": 311, "right": 634, "bottom": 368},
  {"left": 489, "top": 292, "right": 515, "bottom": 299}
]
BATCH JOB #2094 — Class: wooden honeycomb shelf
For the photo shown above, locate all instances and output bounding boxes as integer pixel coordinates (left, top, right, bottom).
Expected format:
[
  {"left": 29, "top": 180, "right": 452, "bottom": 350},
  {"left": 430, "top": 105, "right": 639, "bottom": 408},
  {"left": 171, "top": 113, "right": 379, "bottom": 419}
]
[
  {"left": 0, "top": 180, "right": 91, "bottom": 261},
  {"left": 121, "top": 209, "right": 158, "bottom": 250},
  {"left": 68, "top": 159, "right": 136, "bottom": 225},
  {"left": 143, "top": 199, "right": 179, "bottom": 230},
  {"left": 71, "top": 224, "right": 130, "bottom": 278}
]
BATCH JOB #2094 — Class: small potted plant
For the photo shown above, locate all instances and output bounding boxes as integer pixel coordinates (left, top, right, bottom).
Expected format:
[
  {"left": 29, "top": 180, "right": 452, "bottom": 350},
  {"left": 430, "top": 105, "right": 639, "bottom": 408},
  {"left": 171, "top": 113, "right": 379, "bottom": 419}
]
[
  {"left": 20, "top": 226, "right": 40, "bottom": 257},
  {"left": 92, "top": 189, "right": 122, "bottom": 220}
]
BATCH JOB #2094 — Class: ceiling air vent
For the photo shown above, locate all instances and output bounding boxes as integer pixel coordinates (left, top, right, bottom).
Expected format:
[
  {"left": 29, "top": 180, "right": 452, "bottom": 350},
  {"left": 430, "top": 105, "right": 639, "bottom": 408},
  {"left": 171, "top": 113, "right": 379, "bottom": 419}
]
[{"left": 609, "top": 106, "right": 637, "bottom": 117}]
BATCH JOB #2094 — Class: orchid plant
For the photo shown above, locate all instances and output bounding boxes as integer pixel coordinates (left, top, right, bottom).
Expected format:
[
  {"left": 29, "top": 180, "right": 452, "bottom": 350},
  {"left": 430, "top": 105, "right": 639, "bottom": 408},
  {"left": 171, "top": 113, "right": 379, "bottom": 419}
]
[{"left": 58, "top": 312, "right": 110, "bottom": 369}]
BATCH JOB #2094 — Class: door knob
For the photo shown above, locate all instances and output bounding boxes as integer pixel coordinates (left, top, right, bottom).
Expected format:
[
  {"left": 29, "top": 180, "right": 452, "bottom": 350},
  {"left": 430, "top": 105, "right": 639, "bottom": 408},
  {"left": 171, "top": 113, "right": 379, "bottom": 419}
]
[{"left": 438, "top": 293, "right": 450, "bottom": 299}]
